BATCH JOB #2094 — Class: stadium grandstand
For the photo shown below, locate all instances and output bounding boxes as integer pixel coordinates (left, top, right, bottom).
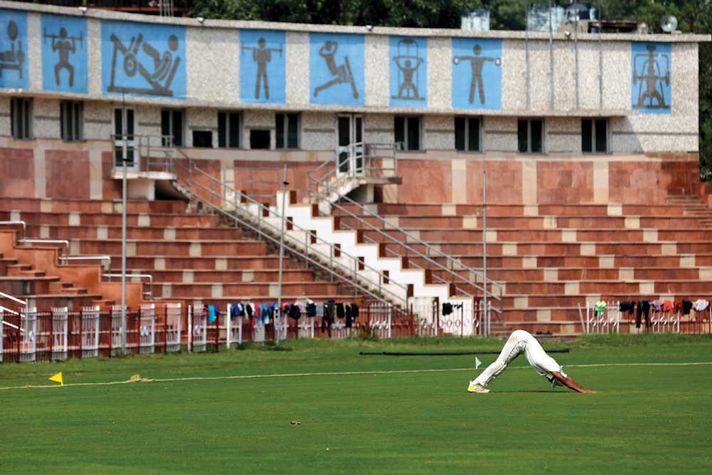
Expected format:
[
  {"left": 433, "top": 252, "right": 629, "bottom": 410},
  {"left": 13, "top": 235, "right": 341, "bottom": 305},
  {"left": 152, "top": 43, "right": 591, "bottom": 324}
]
[{"left": 0, "top": 0, "right": 710, "bottom": 362}]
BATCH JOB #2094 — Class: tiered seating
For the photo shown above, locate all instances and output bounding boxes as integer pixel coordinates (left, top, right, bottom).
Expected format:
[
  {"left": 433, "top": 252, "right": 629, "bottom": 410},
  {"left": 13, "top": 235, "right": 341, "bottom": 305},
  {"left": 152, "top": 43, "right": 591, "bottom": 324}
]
[
  {"left": 333, "top": 199, "right": 712, "bottom": 335},
  {"left": 0, "top": 198, "right": 363, "bottom": 310},
  {"left": 0, "top": 231, "right": 125, "bottom": 309}
]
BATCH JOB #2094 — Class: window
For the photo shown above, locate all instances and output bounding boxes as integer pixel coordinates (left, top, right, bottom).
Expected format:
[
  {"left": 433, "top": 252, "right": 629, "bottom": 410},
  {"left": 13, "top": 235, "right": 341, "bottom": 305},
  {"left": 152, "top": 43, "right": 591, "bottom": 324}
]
[
  {"left": 581, "top": 119, "right": 608, "bottom": 153},
  {"left": 10, "top": 98, "right": 32, "bottom": 139},
  {"left": 113, "top": 107, "right": 135, "bottom": 166},
  {"left": 517, "top": 119, "right": 544, "bottom": 153},
  {"left": 161, "top": 109, "right": 184, "bottom": 147},
  {"left": 192, "top": 130, "right": 212, "bottom": 148},
  {"left": 250, "top": 129, "right": 270, "bottom": 149},
  {"left": 394, "top": 116, "right": 421, "bottom": 151},
  {"left": 276, "top": 113, "right": 299, "bottom": 149},
  {"left": 60, "top": 101, "right": 83, "bottom": 142},
  {"left": 455, "top": 117, "right": 481, "bottom": 152},
  {"left": 218, "top": 111, "right": 240, "bottom": 148}
]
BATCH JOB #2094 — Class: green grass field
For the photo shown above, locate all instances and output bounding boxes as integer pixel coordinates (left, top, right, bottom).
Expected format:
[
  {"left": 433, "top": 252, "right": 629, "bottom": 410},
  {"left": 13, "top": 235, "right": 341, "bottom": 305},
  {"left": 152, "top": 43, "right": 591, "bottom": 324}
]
[{"left": 1, "top": 334, "right": 711, "bottom": 474}]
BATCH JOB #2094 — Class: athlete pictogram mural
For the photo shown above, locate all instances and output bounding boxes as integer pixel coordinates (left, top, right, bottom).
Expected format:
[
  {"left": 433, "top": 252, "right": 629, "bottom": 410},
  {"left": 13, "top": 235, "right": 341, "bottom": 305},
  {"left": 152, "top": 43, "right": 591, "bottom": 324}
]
[
  {"left": 42, "top": 14, "right": 88, "bottom": 93},
  {"left": 240, "top": 29, "right": 285, "bottom": 104},
  {"left": 390, "top": 36, "right": 427, "bottom": 107},
  {"left": 310, "top": 33, "right": 364, "bottom": 106},
  {"left": 0, "top": 10, "right": 28, "bottom": 89},
  {"left": 451, "top": 38, "right": 502, "bottom": 110},
  {"left": 631, "top": 42, "right": 671, "bottom": 114},
  {"left": 101, "top": 20, "right": 186, "bottom": 99}
]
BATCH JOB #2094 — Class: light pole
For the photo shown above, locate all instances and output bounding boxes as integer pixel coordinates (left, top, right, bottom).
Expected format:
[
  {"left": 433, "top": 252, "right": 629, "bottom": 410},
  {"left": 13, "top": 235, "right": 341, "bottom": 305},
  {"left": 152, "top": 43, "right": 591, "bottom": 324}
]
[
  {"left": 120, "top": 93, "right": 128, "bottom": 355},
  {"left": 275, "top": 164, "right": 288, "bottom": 345},
  {"left": 482, "top": 171, "right": 488, "bottom": 337}
]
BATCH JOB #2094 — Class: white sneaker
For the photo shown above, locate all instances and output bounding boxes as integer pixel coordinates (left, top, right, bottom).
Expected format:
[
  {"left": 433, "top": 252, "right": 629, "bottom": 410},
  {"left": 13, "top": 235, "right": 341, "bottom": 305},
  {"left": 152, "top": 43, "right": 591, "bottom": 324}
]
[{"left": 467, "top": 382, "right": 490, "bottom": 394}]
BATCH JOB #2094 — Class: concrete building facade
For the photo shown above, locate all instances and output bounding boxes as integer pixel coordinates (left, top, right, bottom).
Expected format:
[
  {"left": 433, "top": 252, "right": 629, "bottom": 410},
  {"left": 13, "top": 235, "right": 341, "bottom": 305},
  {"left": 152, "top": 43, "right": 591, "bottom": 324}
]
[{"left": 0, "top": 1, "right": 707, "bottom": 206}]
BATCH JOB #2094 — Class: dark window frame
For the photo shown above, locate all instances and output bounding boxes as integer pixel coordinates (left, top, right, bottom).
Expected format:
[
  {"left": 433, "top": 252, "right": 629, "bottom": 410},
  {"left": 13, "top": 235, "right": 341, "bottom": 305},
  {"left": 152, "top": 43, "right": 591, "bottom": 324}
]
[
  {"left": 218, "top": 111, "right": 241, "bottom": 148},
  {"left": 455, "top": 116, "right": 482, "bottom": 152},
  {"left": 60, "top": 100, "right": 84, "bottom": 142},
  {"left": 581, "top": 118, "right": 608, "bottom": 153},
  {"left": 161, "top": 108, "right": 185, "bottom": 147},
  {"left": 517, "top": 118, "right": 544, "bottom": 154},
  {"left": 394, "top": 115, "right": 422, "bottom": 151},
  {"left": 10, "top": 97, "right": 33, "bottom": 140},
  {"left": 276, "top": 112, "right": 300, "bottom": 150}
]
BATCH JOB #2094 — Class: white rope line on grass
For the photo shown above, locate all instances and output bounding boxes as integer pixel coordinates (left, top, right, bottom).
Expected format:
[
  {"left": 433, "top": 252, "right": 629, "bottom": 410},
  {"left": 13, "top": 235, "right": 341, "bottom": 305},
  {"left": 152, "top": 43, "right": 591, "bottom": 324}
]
[{"left": 1, "top": 360, "right": 711, "bottom": 392}]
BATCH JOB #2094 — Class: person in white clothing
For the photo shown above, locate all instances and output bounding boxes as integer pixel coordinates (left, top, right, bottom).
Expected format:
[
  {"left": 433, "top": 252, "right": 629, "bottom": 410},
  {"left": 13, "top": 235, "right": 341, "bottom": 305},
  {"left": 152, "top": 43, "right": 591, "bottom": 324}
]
[{"left": 467, "top": 330, "right": 594, "bottom": 394}]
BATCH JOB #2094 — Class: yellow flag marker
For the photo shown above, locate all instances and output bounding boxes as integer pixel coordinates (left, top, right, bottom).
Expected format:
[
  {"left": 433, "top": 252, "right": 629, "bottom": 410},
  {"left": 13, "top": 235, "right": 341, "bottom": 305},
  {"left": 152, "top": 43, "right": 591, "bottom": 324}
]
[{"left": 48, "top": 372, "right": 64, "bottom": 386}]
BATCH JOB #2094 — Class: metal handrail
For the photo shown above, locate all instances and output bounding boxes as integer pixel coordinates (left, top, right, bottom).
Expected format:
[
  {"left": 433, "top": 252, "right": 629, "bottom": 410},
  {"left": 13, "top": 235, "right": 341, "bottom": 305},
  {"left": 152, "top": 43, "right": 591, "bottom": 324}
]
[
  {"left": 0, "top": 291, "right": 27, "bottom": 307},
  {"left": 60, "top": 255, "right": 112, "bottom": 269},
  {"left": 307, "top": 142, "right": 398, "bottom": 203},
  {"left": 18, "top": 239, "right": 70, "bottom": 250},
  {"left": 174, "top": 160, "right": 410, "bottom": 307},
  {"left": 111, "top": 133, "right": 176, "bottom": 174},
  {"left": 332, "top": 195, "right": 503, "bottom": 299}
]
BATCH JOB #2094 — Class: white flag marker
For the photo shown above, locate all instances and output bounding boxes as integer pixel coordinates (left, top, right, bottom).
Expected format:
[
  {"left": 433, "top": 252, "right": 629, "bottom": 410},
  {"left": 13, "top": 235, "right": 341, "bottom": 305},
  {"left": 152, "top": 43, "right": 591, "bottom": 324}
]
[{"left": 475, "top": 357, "right": 481, "bottom": 369}]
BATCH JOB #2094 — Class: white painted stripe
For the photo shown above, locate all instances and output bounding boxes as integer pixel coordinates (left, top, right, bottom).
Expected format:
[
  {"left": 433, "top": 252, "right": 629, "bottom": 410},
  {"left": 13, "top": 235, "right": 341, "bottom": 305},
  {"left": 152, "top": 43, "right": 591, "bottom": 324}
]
[{"left": 1, "top": 361, "right": 711, "bottom": 392}]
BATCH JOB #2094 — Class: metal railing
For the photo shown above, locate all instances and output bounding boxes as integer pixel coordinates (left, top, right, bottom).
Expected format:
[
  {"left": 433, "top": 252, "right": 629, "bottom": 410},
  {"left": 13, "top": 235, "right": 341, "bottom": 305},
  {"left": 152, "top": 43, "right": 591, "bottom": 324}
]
[
  {"left": 332, "top": 194, "right": 503, "bottom": 311},
  {"left": 110, "top": 134, "right": 176, "bottom": 175},
  {"left": 307, "top": 142, "right": 398, "bottom": 203},
  {"left": 173, "top": 159, "right": 411, "bottom": 308},
  {"left": 59, "top": 255, "right": 112, "bottom": 270}
]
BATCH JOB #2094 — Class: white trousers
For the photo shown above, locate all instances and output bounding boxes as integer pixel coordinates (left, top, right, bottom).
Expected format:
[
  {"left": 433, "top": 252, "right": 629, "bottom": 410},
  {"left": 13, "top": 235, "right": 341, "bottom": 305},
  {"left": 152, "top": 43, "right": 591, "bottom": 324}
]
[{"left": 472, "top": 330, "right": 562, "bottom": 386}]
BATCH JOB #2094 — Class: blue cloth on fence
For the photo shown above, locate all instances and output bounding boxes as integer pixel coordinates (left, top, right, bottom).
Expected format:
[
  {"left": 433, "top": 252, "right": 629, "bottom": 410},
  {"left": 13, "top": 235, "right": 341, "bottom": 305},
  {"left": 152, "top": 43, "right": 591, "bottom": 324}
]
[{"left": 208, "top": 305, "right": 217, "bottom": 323}]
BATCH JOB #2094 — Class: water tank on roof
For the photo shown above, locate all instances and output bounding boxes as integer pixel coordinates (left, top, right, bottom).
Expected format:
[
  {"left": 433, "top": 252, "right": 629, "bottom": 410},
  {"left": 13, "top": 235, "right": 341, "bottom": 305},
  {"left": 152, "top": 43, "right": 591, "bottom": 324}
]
[
  {"left": 461, "top": 9, "right": 490, "bottom": 32},
  {"left": 527, "top": 3, "right": 565, "bottom": 32},
  {"left": 565, "top": 3, "right": 598, "bottom": 22}
]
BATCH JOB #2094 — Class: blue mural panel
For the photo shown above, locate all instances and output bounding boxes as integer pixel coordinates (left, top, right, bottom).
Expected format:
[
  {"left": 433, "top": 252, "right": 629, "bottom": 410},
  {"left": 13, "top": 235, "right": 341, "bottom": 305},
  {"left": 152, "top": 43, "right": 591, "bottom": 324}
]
[
  {"left": 631, "top": 42, "right": 671, "bottom": 114},
  {"left": 310, "top": 33, "right": 364, "bottom": 106},
  {"left": 0, "top": 10, "right": 28, "bottom": 89},
  {"left": 451, "top": 38, "right": 502, "bottom": 110},
  {"left": 389, "top": 36, "right": 427, "bottom": 107},
  {"left": 101, "top": 20, "right": 186, "bottom": 99},
  {"left": 240, "top": 30, "right": 285, "bottom": 104},
  {"left": 41, "top": 14, "right": 88, "bottom": 93}
]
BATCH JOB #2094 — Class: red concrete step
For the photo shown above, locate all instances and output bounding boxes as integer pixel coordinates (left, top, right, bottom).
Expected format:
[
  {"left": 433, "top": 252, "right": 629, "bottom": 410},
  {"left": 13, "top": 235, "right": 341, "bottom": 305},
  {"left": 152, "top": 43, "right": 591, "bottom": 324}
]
[
  {"left": 25, "top": 224, "right": 246, "bottom": 241},
  {"left": 338, "top": 214, "right": 705, "bottom": 231},
  {"left": 0, "top": 276, "right": 59, "bottom": 295},
  {"left": 180, "top": 295, "right": 365, "bottom": 306},
  {"left": 156, "top": 281, "right": 342, "bottom": 298},
  {"left": 387, "top": 241, "right": 694, "bottom": 257},
  {"left": 145, "top": 269, "right": 318, "bottom": 283},
  {"left": 414, "top": 228, "right": 711, "bottom": 243},
  {"left": 404, "top": 254, "right": 711, "bottom": 270},
  {"left": 0, "top": 211, "right": 220, "bottom": 228},
  {"left": 337, "top": 202, "right": 693, "bottom": 219},
  {"left": 504, "top": 280, "right": 712, "bottom": 295},
  {"left": 121, "top": 255, "right": 304, "bottom": 271},
  {"left": 23, "top": 292, "right": 105, "bottom": 309},
  {"left": 77, "top": 239, "right": 269, "bottom": 256},
  {"left": 0, "top": 197, "right": 188, "bottom": 214}
]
